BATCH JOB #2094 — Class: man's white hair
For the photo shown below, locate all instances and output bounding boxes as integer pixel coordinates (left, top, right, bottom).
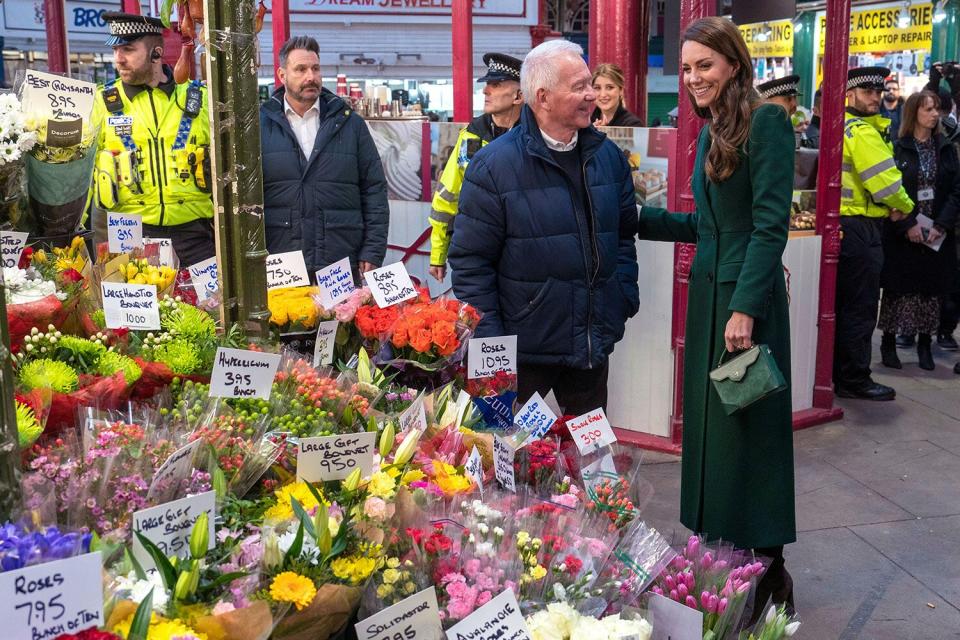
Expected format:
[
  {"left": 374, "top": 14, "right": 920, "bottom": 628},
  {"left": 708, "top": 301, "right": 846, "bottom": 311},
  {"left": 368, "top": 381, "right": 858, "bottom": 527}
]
[{"left": 520, "top": 39, "right": 584, "bottom": 105}]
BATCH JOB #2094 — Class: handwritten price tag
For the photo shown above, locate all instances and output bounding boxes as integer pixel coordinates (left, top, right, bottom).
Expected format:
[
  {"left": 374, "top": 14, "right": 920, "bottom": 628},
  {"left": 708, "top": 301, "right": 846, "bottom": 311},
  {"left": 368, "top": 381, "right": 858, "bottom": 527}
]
[
  {"left": 133, "top": 492, "right": 216, "bottom": 569},
  {"left": 356, "top": 587, "right": 443, "bottom": 640},
  {"left": 101, "top": 282, "right": 160, "bottom": 330},
  {"left": 398, "top": 394, "right": 427, "bottom": 433},
  {"left": 0, "top": 551, "right": 103, "bottom": 640},
  {"left": 465, "top": 445, "right": 484, "bottom": 496},
  {"left": 567, "top": 408, "right": 617, "bottom": 455},
  {"left": 0, "top": 231, "right": 28, "bottom": 269},
  {"left": 513, "top": 392, "right": 557, "bottom": 441},
  {"left": 313, "top": 320, "right": 339, "bottom": 367},
  {"left": 147, "top": 439, "right": 202, "bottom": 504},
  {"left": 188, "top": 256, "right": 219, "bottom": 303},
  {"left": 297, "top": 432, "right": 376, "bottom": 483},
  {"left": 107, "top": 212, "right": 143, "bottom": 253},
  {"left": 493, "top": 435, "right": 516, "bottom": 493},
  {"left": 468, "top": 336, "right": 517, "bottom": 379},
  {"left": 21, "top": 70, "right": 96, "bottom": 123},
  {"left": 445, "top": 589, "right": 529, "bottom": 640},
  {"left": 316, "top": 257, "right": 356, "bottom": 309},
  {"left": 364, "top": 262, "right": 417, "bottom": 308},
  {"left": 266, "top": 250, "right": 310, "bottom": 290},
  {"left": 209, "top": 347, "right": 281, "bottom": 400},
  {"left": 143, "top": 237, "right": 175, "bottom": 267},
  {"left": 649, "top": 593, "right": 703, "bottom": 640}
]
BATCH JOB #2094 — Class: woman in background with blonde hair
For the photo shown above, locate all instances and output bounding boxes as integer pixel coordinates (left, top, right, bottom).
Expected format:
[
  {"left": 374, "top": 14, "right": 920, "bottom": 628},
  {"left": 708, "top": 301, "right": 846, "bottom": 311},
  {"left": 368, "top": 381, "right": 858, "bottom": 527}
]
[{"left": 592, "top": 63, "right": 644, "bottom": 126}]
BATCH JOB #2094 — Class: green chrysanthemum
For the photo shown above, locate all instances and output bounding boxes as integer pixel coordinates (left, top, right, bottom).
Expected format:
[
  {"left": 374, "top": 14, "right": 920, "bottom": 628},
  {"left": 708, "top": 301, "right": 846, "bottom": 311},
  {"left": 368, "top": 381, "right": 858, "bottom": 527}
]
[
  {"left": 161, "top": 303, "right": 217, "bottom": 340},
  {"left": 90, "top": 309, "right": 106, "bottom": 330},
  {"left": 54, "top": 335, "right": 107, "bottom": 372},
  {"left": 15, "top": 401, "right": 43, "bottom": 448},
  {"left": 18, "top": 359, "right": 79, "bottom": 393},
  {"left": 153, "top": 339, "right": 202, "bottom": 375},
  {"left": 97, "top": 350, "right": 143, "bottom": 385}
]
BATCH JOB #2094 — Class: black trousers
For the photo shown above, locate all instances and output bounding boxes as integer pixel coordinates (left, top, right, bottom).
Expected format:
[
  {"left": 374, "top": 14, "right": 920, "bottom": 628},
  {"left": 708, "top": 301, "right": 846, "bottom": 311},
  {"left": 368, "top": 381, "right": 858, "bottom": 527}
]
[
  {"left": 517, "top": 361, "right": 609, "bottom": 416},
  {"left": 142, "top": 218, "right": 216, "bottom": 268},
  {"left": 834, "top": 216, "right": 884, "bottom": 388}
]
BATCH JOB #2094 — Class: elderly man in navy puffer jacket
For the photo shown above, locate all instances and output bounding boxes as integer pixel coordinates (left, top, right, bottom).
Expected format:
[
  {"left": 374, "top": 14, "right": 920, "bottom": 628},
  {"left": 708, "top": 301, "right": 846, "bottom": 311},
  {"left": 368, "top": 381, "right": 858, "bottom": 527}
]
[{"left": 448, "top": 40, "right": 640, "bottom": 415}]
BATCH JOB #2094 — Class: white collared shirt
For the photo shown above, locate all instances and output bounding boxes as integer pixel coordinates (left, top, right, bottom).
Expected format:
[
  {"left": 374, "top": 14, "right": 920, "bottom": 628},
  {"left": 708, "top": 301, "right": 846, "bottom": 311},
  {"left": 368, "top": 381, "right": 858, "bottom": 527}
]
[
  {"left": 284, "top": 97, "right": 321, "bottom": 158},
  {"left": 540, "top": 128, "right": 579, "bottom": 152}
]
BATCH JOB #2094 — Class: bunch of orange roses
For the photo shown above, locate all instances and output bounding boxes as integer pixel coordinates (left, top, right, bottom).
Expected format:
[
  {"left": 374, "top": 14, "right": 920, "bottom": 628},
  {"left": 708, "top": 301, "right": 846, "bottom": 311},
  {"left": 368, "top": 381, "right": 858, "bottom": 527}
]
[{"left": 389, "top": 293, "right": 481, "bottom": 366}]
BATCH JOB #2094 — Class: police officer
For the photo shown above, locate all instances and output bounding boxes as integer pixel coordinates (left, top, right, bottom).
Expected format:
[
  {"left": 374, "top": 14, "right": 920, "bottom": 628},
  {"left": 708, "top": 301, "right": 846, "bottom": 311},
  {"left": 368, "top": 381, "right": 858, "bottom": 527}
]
[
  {"left": 757, "top": 74, "right": 800, "bottom": 116},
  {"left": 92, "top": 12, "right": 214, "bottom": 266},
  {"left": 428, "top": 53, "right": 523, "bottom": 282},
  {"left": 834, "top": 66, "right": 915, "bottom": 401}
]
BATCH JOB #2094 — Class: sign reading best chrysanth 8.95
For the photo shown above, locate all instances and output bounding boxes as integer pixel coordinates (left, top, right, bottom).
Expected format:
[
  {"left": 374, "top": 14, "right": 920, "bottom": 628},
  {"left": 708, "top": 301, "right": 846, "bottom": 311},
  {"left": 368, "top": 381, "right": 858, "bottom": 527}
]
[{"left": 818, "top": 3, "right": 933, "bottom": 54}]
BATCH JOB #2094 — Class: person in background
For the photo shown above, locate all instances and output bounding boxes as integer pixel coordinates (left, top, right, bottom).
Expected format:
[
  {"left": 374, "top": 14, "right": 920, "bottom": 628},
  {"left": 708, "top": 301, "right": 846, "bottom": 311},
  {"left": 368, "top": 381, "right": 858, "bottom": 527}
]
[
  {"left": 803, "top": 88, "right": 822, "bottom": 149},
  {"left": 879, "top": 91, "right": 960, "bottom": 371},
  {"left": 835, "top": 67, "right": 915, "bottom": 400},
  {"left": 591, "top": 63, "right": 644, "bottom": 126},
  {"left": 636, "top": 17, "right": 796, "bottom": 618},
  {"left": 260, "top": 36, "right": 388, "bottom": 278},
  {"left": 925, "top": 61, "right": 960, "bottom": 142},
  {"left": 757, "top": 74, "right": 800, "bottom": 116},
  {"left": 881, "top": 77, "right": 904, "bottom": 142},
  {"left": 428, "top": 53, "right": 523, "bottom": 282},
  {"left": 92, "top": 12, "right": 215, "bottom": 266},
  {"left": 449, "top": 39, "right": 639, "bottom": 415}
]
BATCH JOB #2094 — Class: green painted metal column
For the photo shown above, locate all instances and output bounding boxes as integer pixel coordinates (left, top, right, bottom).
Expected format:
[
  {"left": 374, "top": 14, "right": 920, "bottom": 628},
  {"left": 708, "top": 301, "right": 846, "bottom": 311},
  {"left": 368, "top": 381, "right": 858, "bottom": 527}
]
[
  {"left": 932, "top": 0, "right": 960, "bottom": 64},
  {"left": 793, "top": 11, "right": 817, "bottom": 109}
]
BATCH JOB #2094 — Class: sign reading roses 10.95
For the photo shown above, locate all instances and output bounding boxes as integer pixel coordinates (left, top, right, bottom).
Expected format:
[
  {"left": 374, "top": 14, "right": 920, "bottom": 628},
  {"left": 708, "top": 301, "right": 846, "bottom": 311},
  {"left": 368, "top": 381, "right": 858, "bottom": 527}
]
[
  {"left": 468, "top": 336, "right": 517, "bottom": 379},
  {"left": 0, "top": 551, "right": 104, "bottom": 640}
]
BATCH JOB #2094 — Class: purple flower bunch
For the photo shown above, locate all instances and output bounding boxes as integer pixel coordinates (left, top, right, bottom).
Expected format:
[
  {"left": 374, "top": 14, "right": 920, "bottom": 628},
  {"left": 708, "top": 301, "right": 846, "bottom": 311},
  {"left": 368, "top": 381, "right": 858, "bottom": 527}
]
[{"left": 0, "top": 522, "right": 91, "bottom": 572}]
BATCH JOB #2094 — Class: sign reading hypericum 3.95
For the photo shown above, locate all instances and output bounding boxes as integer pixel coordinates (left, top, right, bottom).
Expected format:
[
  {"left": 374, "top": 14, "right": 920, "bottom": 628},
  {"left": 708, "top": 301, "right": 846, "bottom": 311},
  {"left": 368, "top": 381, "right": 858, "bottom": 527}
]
[{"left": 818, "top": 3, "right": 933, "bottom": 54}]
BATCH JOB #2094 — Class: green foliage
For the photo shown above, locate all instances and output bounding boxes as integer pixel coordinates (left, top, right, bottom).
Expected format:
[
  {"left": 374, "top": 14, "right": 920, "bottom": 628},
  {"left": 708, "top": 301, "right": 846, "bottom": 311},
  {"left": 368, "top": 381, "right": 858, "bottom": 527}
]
[
  {"left": 97, "top": 350, "right": 143, "bottom": 385},
  {"left": 153, "top": 339, "right": 203, "bottom": 375},
  {"left": 18, "top": 359, "right": 79, "bottom": 393}
]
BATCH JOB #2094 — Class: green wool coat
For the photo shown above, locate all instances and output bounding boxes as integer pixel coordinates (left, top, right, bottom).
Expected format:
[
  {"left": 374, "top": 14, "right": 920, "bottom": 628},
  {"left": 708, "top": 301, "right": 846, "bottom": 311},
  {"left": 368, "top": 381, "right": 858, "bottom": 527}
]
[{"left": 638, "top": 103, "right": 796, "bottom": 549}]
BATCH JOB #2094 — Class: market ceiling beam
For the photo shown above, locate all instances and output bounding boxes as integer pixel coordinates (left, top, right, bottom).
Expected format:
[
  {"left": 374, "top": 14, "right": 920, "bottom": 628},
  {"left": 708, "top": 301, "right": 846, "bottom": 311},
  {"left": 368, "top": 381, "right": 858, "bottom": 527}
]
[
  {"left": 452, "top": 0, "right": 474, "bottom": 123},
  {"left": 203, "top": 0, "right": 271, "bottom": 338},
  {"left": 43, "top": 0, "right": 69, "bottom": 74}
]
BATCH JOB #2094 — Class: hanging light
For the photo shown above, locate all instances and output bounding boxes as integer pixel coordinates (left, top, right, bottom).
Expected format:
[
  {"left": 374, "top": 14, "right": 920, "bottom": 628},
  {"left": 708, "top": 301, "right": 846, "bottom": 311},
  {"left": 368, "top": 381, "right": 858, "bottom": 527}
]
[
  {"left": 793, "top": 11, "right": 805, "bottom": 33},
  {"left": 897, "top": 1, "right": 913, "bottom": 29},
  {"left": 756, "top": 23, "right": 772, "bottom": 42},
  {"left": 934, "top": 0, "right": 947, "bottom": 23}
]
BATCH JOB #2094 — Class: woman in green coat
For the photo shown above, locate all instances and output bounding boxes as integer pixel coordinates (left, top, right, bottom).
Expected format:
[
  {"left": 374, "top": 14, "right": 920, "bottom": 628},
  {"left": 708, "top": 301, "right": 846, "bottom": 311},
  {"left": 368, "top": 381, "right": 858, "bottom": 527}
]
[{"left": 636, "top": 17, "right": 796, "bottom": 612}]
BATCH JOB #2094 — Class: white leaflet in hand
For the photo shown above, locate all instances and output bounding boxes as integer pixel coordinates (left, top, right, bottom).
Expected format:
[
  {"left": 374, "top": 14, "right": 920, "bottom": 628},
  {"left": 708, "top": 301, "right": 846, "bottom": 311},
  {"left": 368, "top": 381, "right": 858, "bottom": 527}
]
[
  {"left": 101, "top": 282, "right": 160, "bottom": 330},
  {"left": 444, "top": 589, "right": 529, "bottom": 640},
  {"left": 567, "top": 407, "right": 617, "bottom": 455},
  {"left": 0, "top": 551, "right": 104, "bottom": 640},
  {"left": 265, "top": 250, "right": 310, "bottom": 289},
  {"left": 107, "top": 212, "right": 143, "bottom": 253},
  {"left": 467, "top": 336, "right": 517, "bottom": 379},
  {"left": 297, "top": 432, "right": 377, "bottom": 483},
  {"left": 209, "top": 347, "right": 281, "bottom": 400},
  {"left": 513, "top": 392, "right": 558, "bottom": 441},
  {"left": 355, "top": 587, "right": 443, "bottom": 640},
  {"left": 364, "top": 262, "right": 418, "bottom": 308},
  {"left": 188, "top": 256, "right": 219, "bottom": 302},
  {"left": 493, "top": 435, "right": 516, "bottom": 493},
  {"left": 464, "top": 445, "right": 484, "bottom": 496},
  {"left": 649, "top": 593, "right": 703, "bottom": 640},
  {"left": 0, "top": 231, "right": 28, "bottom": 269},
  {"left": 316, "top": 257, "right": 356, "bottom": 309},
  {"left": 427, "top": 267, "right": 453, "bottom": 300},
  {"left": 313, "top": 320, "right": 339, "bottom": 367},
  {"left": 132, "top": 492, "right": 216, "bottom": 569}
]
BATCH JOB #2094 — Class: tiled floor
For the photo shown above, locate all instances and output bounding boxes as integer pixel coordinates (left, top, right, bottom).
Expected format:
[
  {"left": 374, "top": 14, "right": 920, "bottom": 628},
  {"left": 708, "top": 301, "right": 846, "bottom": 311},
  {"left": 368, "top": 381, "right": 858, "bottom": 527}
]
[{"left": 635, "top": 338, "right": 960, "bottom": 639}]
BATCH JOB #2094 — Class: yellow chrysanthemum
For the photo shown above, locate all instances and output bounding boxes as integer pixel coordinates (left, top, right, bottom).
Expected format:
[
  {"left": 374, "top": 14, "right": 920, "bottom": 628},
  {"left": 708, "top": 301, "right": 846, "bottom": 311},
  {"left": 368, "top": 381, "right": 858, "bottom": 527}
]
[
  {"left": 377, "top": 583, "right": 394, "bottom": 599},
  {"left": 268, "top": 286, "right": 321, "bottom": 328},
  {"left": 331, "top": 555, "right": 379, "bottom": 585},
  {"left": 264, "top": 481, "right": 328, "bottom": 522},
  {"left": 270, "top": 571, "right": 318, "bottom": 611},
  {"left": 382, "top": 568, "right": 401, "bottom": 584},
  {"left": 530, "top": 565, "right": 547, "bottom": 580},
  {"left": 367, "top": 471, "right": 397, "bottom": 499},
  {"left": 433, "top": 462, "right": 473, "bottom": 496},
  {"left": 401, "top": 469, "right": 426, "bottom": 485},
  {"left": 112, "top": 612, "right": 209, "bottom": 640}
]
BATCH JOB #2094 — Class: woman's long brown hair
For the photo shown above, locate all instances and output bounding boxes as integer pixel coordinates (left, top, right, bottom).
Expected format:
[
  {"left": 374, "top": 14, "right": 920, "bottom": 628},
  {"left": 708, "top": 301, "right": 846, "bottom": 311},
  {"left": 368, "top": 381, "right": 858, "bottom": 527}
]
[
  {"left": 898, "top": 90, "right": 941, "bottom": 139},
  {"left": 682, "top": 17, "right": 759, "bottom": 183}
]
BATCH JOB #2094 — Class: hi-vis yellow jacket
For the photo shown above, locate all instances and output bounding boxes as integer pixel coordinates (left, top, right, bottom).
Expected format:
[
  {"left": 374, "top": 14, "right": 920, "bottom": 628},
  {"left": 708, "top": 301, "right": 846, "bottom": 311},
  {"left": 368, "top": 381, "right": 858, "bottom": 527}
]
[
  {"left": 92, "top": 73, "right": 213, "bottom": 227},
  {"left": 429, "top": 113, "right": 513, "bottom": 266},
  {"left": 841, "top": 110, "right": 915, "bottom": 218}
]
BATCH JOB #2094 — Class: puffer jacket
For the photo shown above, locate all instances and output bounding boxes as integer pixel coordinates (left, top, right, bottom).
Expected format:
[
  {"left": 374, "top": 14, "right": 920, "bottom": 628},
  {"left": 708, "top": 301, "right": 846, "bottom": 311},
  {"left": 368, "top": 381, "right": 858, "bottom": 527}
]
[
  {"left": 449, "top": 105, "right": 640, "bottom": 369},
  {"left": 260, "top": 87, "right": 388, "bottom": 275}
]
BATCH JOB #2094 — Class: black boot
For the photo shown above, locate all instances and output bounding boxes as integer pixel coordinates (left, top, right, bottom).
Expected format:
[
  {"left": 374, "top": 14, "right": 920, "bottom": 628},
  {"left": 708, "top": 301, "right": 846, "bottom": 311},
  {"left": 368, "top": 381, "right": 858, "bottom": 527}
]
[
  {"left": 749, "top": 546, "right": 795, "bottom": 625},
  {"left": 918, "top": 334, "right": 935, "bottom": 371},
  {"left": 881, "top": 332, "right": 902, "bottom": 369}
]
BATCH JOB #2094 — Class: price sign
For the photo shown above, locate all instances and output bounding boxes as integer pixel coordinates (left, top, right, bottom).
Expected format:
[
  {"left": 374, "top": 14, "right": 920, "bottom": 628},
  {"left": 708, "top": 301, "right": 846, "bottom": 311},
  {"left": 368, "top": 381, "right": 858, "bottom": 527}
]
[
  {"left": 296, "top": 432, "right": 376, "bottom": 483},
  {"left": 465, "top": 446, "right": 484, "bottom": 496},
  {"left": 132, "top": 492, "right": 216, "bottom": 569},
  {"left": 266, "top": 251, "right": 310, "bottom": 290},
  {"left": 143, "top": 237, "right": 175, "bottom": 267},
  {"left": 316, "top": 257, "right": 356, "bottom": 309},
  {"left": 209, "top": 347, "right": 281, "bottom": 400},
  {"left": 101, "top": 282, "right": 160, "bottom": 330},
  {"left": 364, "top": 262, "right": 417, "bottom": 308},
  {"left": 313, "top": 320, "right": 339, "bottom": 367},
  {"left": 356, "top": 587, "right": 443, "bottom": 640},
  {"left": 398, "top": 395, "right": 427, "bottom": 433},
  {"left": 21, "top": 70, "right": 96, "bottom": 123},
  {"left": 0, "top": 551, "right": 103, "bottom": 640},
  {"left": 467, "top": 336, "right": 517, "bottom": 379},
  {"left": 649, "top": 593, "right": 703, "bottom": 640},
  {"left": 188, "top": 256, "right": 219, "bottom": 303},
  {"left": 147, "top": 439, "right": 202, "bottom": 504},
  {"left": 513, "top": 392, "right": 557, "bottom": 441},
  {"left": 493, "top": 435, "right": 515, "bottom": 493},
  {"left": 567, "top": 408, "right": 617, "bottom": 455},
  {"left": 445, "top": 589, "right": 529, "bottom": 640},
  {"left": 1, "top": 231, "right": 29, "bottom": 269},
  {"left": 107, "top": 213, "right": 143, "bottom": 254}
]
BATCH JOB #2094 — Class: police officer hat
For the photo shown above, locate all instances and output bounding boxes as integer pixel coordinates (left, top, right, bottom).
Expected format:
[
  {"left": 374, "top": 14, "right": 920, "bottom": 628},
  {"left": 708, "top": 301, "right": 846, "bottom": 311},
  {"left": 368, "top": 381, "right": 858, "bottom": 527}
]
[
  {"left": 846, "top": 66, "right": 891, "bottom": 91},
  {"left": 103, "top": 12, "right": 165, "bottom": 47},
  {"left": 757, "top": 75, "right": 801, "bottom": 99},
  {"left": 477, "top": 53, "right": 522, "bottom": 84}
]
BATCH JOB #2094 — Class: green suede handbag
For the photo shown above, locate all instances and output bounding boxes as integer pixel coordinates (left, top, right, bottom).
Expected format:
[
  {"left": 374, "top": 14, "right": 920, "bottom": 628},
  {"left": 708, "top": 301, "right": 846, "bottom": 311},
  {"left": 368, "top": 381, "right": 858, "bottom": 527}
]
[{"left": 708, "top": 344, "right": 787, "bottom": 416}]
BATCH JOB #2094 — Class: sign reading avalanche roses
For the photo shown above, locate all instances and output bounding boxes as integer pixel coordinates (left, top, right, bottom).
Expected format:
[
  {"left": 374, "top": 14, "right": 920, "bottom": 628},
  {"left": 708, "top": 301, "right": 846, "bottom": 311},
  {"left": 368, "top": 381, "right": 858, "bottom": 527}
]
[{"left": 445, "top": 588, "right": 529, "bottom": 640}]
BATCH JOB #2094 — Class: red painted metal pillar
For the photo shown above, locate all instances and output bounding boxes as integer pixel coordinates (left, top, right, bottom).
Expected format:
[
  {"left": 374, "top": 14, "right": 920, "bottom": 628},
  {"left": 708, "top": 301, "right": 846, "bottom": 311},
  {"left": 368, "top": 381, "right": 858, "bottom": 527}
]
[
  {"left": 668, "top": 0, "right": 713, "bottom": 446},
  {"left": 590, "top": 0, "right": 647, "bottom": 122},
  {"left": 44, "top": 0, "right": 69, "bottom": 74},
  {"left": 588, "top": 0, "right": 607, "bottom": 68},
  {"left": 272, "top": 0, "right": 290, "bottom": 88},
  {"left": 805, "top": 0, "right": 851, "bottom": 420},
  {"left": 635, "top": 0, "right": 649, "bottom": 123},
  {"left": 452, "top": 0, "right": 474, "bottom": 123},
  {"left": 120, "top": 0, "right": 141, "bottom": 13},
  {"left": 530, "top": 0, "right": 561, "bottom": 48}
]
